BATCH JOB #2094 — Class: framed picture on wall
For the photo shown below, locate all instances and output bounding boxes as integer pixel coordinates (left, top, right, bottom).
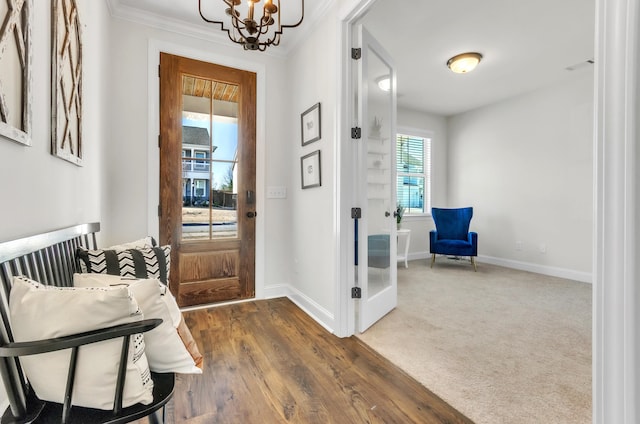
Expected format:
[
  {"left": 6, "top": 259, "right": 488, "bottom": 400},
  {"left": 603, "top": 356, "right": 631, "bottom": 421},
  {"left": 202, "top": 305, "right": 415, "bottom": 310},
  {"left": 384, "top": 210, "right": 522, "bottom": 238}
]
[
  {"left": 0, "top": 0, "right": 32, "bottom": 146},
  {"left": 52, "top": 0, "right": 83, "bottom": 165},
  {"left": 301, "top": 102, "right": 321, "bottom": 146},
  {"left": 301, "top": 150, "right": 321, "bottom": 189}
]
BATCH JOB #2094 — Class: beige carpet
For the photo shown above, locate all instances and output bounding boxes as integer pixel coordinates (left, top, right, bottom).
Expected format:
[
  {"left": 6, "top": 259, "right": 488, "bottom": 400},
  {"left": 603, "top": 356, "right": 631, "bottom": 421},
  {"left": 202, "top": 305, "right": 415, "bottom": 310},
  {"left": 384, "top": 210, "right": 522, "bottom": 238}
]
[{"left": 356, "top": 259, "right": 591, "bottom": 424}]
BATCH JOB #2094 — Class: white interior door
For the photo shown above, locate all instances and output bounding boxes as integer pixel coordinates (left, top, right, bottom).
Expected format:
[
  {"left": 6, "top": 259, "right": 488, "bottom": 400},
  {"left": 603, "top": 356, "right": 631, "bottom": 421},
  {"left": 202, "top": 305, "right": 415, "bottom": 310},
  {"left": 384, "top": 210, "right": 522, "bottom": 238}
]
[{"left": 356, "top": 25, "right": 397, "bottom": 332}]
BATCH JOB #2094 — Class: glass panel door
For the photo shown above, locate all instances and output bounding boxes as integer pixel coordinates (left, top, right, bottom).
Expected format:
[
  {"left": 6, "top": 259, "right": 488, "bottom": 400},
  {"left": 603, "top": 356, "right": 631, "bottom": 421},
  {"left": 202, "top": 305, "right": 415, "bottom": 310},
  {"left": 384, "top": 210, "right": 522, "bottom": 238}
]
[{"left": 357, "top": 25, "right": 397, "bottom": 332}]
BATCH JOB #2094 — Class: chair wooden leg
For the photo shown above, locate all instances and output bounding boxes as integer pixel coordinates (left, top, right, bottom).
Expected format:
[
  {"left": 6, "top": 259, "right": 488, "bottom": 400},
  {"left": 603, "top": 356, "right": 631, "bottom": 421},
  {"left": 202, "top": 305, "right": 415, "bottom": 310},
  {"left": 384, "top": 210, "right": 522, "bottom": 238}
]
[
  {"left": 430, "top": 254, "right": 436, "bottom": 268},
  {"left": 471, "top": 256, "right": 477, "bottom": 272}
]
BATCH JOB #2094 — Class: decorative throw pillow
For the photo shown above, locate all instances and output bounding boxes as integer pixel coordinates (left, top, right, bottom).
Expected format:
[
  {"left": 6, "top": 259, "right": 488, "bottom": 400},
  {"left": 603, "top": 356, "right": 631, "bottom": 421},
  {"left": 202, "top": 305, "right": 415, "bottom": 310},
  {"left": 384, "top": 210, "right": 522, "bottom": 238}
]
[
  {"left": 9, "top": 276, "right": 154, "bottom": 410},
  {"left": 76, "top": 245, "right": 171, "bottom": 285},
  {"left": 74, "top": 274, "right": 203, "bottom": 374},
  {"left": 106, "top": 236, "right": 157, "bottom": 251}
]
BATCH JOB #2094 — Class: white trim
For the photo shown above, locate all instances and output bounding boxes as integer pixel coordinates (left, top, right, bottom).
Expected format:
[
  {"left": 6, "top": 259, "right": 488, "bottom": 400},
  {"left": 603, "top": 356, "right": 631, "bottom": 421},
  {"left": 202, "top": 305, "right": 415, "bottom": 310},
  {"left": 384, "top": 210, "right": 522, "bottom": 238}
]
[
  {"left": 406, "top": 251, "right": 593, "bottom": 283},
  {"left": 146, "top": 38, "right": 267, "bottom": 302},
  {"left": 263, "top": 283, "right": 289, "bottom": 300},
  {"left": 264, "top": 285, "right": 336, "bottom": 333},
  {"left": 397, "top": 126, "right": 434, "bottom": 140},
  {"left": 478, "top": 255, "right": 592, "bottom": 284},
  {"left": 336, "top": 0, "right": 379, "bottom": 338},
  {"left": 396, "top": 126, "right": 433, "bottom": 217},
  {"left": 286, "top": 288, "right": 336, "bottom": 334},
  {"left": 593, "top": 0, "right": 640, "bottom": 422},
  {"left": 179, "top": 284, "right": 335, "bottom": 334}
]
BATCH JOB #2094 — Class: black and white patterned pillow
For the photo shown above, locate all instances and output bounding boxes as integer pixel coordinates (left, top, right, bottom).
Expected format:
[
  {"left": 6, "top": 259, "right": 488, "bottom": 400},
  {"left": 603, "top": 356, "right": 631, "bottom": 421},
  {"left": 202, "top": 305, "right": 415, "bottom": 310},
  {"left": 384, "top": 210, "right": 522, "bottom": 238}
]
[{"left": 76, "top": 246, "right": 171, "bottom": 285}]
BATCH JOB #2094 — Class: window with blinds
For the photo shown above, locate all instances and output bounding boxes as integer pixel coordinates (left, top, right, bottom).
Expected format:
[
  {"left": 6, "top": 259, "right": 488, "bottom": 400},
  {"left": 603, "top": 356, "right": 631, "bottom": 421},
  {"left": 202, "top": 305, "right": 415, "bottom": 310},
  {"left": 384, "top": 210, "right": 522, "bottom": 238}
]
[{"left": 396, "top": 134, "right": 431, "bottom": 214}]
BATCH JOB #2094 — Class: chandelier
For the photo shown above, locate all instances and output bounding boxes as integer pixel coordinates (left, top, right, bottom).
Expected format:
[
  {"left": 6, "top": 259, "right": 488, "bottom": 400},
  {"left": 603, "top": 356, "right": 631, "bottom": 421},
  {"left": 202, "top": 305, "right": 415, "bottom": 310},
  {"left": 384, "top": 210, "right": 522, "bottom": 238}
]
[{"left": 198, "top": 0, "right": 305, "bottom": 51}]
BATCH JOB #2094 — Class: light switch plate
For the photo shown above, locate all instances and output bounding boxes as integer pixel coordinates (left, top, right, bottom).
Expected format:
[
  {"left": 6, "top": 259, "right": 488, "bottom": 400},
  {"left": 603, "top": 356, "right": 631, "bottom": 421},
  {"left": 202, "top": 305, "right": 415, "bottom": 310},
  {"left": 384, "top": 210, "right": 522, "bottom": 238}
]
[{"left": 267, "top": 186, "right": 287, "bottom": 199}]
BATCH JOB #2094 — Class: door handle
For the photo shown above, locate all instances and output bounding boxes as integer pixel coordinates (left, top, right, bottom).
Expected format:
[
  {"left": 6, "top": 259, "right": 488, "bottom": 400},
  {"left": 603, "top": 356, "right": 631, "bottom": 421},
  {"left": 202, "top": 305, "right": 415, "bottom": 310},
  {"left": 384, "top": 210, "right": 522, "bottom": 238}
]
[{"left": 246, "top": 211, "right": 257, "bottom": 218}]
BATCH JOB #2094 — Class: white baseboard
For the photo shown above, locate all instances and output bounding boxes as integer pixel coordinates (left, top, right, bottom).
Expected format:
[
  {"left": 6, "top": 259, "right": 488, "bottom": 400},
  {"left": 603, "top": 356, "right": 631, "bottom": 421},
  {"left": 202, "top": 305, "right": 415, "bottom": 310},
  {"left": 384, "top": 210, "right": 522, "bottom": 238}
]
[
  {"left": 264, "top": 284, "right": 336, "bottom": 334},
  {"left": 408, "top": 251, "right": 592, "bottom": 283},
  {"left": 262, "top": 283, "right": 288, "bottom": 299},
  {"left": 478, "top": 255, "right": 592, "bottom": 283}
]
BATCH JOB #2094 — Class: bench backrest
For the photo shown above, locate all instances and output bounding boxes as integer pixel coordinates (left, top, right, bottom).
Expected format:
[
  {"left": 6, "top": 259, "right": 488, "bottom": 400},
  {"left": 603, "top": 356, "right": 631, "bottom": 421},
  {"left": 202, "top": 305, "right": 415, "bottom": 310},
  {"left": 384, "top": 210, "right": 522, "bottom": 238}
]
[{"left": 0, "top": 222, "right": 100, "bottom": 417}]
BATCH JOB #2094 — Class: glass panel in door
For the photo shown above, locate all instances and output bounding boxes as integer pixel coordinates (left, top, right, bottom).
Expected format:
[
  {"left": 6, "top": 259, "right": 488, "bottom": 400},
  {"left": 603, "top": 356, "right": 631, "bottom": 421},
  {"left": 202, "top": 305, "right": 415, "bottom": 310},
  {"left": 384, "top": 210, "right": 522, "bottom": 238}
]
[
  {"left": 357, "top": 25, "right": 398, "bottom": 332},
  {"left": 181, "top": 76, "right": 238, "bottom": 240}
]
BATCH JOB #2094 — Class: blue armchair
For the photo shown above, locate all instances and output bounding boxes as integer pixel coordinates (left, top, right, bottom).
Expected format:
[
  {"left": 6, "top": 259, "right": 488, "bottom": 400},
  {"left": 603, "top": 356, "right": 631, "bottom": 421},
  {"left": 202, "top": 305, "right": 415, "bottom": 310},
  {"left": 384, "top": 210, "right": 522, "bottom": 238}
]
[
  {"left": 368, "top": 234, "right": 391, "bottom": 269},
  {"left": 429, "top": 207, "right": 478, "bottom": 271},
  {"left": 368, "top": 234, "right": 391, "bottom": 284}
]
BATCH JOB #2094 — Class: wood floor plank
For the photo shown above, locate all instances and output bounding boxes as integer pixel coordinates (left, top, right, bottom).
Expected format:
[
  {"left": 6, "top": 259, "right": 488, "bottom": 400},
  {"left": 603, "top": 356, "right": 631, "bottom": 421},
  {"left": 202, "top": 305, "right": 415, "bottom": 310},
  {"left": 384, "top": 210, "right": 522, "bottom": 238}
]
[{"left": 139, "top": 298, "right": 473, "bottom": 423}]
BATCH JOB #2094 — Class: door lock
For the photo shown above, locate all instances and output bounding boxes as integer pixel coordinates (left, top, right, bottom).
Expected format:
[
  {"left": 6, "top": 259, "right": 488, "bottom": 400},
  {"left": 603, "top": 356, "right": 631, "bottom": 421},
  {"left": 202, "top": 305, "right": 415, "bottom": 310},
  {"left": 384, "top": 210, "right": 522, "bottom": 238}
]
[{"left": 246, "top": 211, "right": 257, "bottom": 218}]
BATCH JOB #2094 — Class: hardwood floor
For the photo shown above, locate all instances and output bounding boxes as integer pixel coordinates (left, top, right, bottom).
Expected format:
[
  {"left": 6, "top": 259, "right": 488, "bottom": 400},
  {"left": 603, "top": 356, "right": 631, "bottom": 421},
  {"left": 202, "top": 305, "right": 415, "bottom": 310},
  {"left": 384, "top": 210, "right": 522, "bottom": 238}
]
[{"left": 151, "top": 298, "right": 473, "bottom": 423}]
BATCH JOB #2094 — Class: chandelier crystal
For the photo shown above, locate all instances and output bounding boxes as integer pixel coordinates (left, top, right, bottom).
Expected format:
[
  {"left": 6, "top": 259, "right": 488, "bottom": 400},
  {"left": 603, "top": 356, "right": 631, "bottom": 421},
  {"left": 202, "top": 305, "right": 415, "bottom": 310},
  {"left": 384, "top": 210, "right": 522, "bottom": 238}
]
[{"left": 199, "top": 0, "right": 305, "bottom": 51}]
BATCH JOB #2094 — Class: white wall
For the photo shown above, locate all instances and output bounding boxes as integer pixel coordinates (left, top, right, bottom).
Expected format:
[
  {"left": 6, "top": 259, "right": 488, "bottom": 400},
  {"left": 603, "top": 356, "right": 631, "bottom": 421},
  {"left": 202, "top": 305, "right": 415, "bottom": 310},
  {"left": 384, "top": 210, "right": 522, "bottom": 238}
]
[
  {"left": 105, "top": 16, "right": 295, "bottom": 299},
  {"left": 447, "top": 72, "right": 594, "bottom": 281},
  {"left": 0, "top": 0, "right": 110, "bottom": 411},
  {"left": 0, "top": 0, "right": 109, "bottom": 242},
  {"left": 397, "top": 107, "right": 448, "bottom": 260},
  {"left": 284, "top": 7, "right": 340, "bottom": 330}
]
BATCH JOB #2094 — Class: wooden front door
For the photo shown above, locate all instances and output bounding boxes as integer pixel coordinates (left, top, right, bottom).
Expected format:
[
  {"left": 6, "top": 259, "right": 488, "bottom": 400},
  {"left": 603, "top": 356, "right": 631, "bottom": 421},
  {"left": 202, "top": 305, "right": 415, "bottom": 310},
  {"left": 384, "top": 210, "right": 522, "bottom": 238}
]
[{"left": 159, "top": 53, "right": 256, "bottom": 307}]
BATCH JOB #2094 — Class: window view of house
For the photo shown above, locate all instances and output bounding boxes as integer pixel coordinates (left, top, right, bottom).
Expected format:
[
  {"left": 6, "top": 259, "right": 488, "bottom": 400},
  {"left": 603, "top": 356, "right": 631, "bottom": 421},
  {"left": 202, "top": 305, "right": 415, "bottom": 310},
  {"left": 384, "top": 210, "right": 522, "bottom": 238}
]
[
  {"left": 396, "top": 134, "right": 431, "bottom": 215},
  {"left": 181, "top": 101, "right": 239, "bottom": 240}
]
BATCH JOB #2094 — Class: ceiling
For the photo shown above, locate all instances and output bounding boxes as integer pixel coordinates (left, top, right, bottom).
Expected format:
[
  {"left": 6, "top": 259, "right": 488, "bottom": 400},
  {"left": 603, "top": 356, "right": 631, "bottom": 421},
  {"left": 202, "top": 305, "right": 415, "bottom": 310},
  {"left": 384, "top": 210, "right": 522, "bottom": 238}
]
[
  {"left": 108, "top": 0, "right": 596, "bottom": 117},
  {"left": 183, "top": 76, "right": 239, "bottom": 103}
]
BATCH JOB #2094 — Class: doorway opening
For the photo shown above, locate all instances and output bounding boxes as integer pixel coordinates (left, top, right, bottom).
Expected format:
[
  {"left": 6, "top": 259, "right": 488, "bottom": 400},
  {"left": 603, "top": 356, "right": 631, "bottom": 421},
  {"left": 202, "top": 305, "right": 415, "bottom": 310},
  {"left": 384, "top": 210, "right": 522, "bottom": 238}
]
[{"left": 159, "top": 53, "right": 257, "bottom": 307}]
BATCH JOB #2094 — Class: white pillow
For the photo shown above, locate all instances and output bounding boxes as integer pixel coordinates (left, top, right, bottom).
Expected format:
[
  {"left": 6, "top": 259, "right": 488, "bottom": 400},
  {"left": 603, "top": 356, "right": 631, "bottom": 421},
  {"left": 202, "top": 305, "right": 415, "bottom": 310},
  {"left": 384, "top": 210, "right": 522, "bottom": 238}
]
[
  {"left": 9, "top": 276, "right": 154, "bottom": 410},
  {"left": 106, "top": 236, "right": 156, "bottom": 251},
  {"left": 73, "top": 274, "right": 202, "bottom": 374}
]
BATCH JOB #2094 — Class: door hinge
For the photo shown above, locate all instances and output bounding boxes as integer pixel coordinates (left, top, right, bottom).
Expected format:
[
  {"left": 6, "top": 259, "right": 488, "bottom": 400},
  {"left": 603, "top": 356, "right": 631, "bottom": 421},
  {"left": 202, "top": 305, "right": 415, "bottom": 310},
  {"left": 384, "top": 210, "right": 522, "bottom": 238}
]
[
  {"left": 351, "top": 127, "right": 361, "bottom": 139},
  {"left": 351, "top": 287, "right": 362, "bottom": 298},
  {"left": 158, "top": 64, "right": 160, "bottom": 78},
  {"left": 158, "top": 204, "right": 161, "bottom": 217},
  {"left": 351, "top": 48, "right": 361, "bottom": 60},
  {"left": 351, "top": 207, "right": 361, "bottom": 219},
  {"left": 158, "top": 135, "right": 160, "bottom": 148}
]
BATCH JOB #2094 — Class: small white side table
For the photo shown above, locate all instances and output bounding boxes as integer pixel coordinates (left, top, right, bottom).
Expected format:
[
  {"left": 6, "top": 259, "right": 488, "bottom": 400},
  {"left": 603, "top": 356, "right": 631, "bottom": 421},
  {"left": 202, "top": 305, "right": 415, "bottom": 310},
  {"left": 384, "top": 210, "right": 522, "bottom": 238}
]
[{"left": 396, "top": 229, "right": 411, "bottom": 268}]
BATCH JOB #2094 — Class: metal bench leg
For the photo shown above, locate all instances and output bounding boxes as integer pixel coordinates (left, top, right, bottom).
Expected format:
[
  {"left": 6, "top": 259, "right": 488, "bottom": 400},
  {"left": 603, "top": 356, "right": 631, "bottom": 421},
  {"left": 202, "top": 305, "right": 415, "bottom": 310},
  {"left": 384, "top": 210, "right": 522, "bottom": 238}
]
[{"left": 148, "top": 406, "right": 165, "bottom": 424}]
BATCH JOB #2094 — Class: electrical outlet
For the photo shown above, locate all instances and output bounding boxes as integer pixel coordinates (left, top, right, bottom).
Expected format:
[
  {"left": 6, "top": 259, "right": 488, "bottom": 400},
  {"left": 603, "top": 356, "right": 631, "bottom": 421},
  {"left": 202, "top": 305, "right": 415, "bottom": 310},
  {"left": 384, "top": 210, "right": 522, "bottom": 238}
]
[
  {"left": 266, "top": 186, "right": 287, "bottom": 199},
  {"left": 539, "top": 243, "right": 547, "bottom": 254},
  {"left": 515, "top": 241, "right": 523, "bottom": 251}
]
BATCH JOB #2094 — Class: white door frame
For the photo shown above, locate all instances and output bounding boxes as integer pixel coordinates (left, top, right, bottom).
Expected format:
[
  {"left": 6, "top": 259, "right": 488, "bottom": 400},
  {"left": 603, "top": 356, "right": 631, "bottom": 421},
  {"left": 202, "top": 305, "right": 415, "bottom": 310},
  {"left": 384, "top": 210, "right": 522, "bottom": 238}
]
[
  {"left": 336, "top": 1, "right": 640, "bottom": 423},
  {"left": 334, "top": 0, "right": 378, "bottom": 338},
  {"left": 593, "top": 0, "right": 639, "bottom": 422}
]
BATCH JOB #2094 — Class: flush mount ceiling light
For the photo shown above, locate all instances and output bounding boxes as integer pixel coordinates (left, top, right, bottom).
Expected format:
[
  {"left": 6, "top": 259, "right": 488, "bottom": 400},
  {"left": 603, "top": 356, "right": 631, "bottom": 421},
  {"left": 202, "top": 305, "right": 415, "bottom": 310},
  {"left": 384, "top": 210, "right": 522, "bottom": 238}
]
[
  {"left": 446, "top": 52, "right": 483, "bottom": 74},
  {"left": 198, "top": 0, "right": 304, "bottom": 51},
  {"left": 376, "top": 76, "right": 391, "bottom": 92}
]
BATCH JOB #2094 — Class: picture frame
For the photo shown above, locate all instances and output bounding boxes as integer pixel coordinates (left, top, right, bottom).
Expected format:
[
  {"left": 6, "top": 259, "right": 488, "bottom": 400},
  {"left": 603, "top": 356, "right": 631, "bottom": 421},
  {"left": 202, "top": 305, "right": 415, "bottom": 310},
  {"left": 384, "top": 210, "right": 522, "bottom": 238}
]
[
  {"left": 300, "top": 102, "right": 321, "bottom": 146},
  {"left": 301, "top": 150, "right": 321, "bottom": 189},
  {"left": 51, "top": 0, "right": 83, "bottom": 166},
  {"left": 0, "top": 0, "right": 33, "bottom": 146}
]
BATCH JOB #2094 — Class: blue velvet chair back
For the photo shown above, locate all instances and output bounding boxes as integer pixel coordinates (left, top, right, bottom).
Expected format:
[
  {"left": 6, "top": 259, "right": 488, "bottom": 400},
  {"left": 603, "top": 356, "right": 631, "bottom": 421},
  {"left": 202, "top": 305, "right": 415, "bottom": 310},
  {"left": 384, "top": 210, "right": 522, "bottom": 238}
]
[
  {"left": 368, "top": 234, "right": 390, "bottom": 269},
  {"left": 432, "top": 207, "right": 473, "bottom": 240}
]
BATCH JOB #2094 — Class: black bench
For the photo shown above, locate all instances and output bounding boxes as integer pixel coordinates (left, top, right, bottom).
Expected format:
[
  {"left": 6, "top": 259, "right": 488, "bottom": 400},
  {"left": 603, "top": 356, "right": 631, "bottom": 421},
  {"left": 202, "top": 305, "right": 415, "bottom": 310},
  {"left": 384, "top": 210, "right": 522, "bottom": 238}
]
[{"left": 0, "top": 223, "right": 174, "bottom": 423}]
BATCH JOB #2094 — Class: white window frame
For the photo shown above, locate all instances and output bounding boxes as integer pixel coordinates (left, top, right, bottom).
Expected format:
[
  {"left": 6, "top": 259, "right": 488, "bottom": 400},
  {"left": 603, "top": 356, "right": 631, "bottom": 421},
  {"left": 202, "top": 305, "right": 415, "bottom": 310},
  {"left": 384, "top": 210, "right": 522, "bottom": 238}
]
[{"left": 396, "top": 128, "right": 432, "bottom": 217}]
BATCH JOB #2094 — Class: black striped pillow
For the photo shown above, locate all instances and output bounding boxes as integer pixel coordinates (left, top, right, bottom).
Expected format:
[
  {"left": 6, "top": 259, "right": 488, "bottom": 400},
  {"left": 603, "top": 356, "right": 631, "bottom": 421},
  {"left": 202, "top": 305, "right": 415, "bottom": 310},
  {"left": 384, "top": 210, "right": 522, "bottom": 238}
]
[{"left": 76, "top": 246, "right": 171, "bottom": 285}]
